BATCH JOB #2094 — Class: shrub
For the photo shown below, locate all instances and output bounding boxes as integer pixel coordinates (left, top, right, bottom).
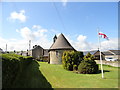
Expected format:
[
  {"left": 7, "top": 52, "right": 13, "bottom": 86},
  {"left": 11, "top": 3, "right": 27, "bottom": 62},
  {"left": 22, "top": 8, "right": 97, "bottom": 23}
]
[
  {"left": 73, "top": 65, "right": 77, "bottom": 71},
  {"left": 78, "top": 53, "right": 98, "bottom": 74},
  {"left": 83, "top": 52, "right": 95, "bottom": 60},
  {"left": 2, "top": 54, "right": 33, "bottom": 88},
  {"left": 62, "top": 51, "right": 84, "bottom": 71}
]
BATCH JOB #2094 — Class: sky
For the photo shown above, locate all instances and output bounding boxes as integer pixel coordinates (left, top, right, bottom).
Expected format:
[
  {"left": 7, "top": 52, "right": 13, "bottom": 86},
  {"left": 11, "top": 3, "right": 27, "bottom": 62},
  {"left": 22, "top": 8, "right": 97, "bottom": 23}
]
[{"left": 0, "top": 1, "right": 118, "bottom": 51}]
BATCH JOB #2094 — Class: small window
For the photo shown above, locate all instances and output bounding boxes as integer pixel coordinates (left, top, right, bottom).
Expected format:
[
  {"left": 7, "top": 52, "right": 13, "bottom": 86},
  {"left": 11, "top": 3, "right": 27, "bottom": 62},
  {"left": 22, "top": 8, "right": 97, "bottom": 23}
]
[{"left": 56, "top": 51, "right": 59, "bottom": 57}]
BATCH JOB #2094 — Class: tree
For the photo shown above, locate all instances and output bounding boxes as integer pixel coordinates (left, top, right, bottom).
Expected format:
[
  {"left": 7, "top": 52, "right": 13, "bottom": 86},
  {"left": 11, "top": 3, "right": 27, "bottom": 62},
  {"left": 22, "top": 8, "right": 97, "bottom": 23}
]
[
  {"left": 83, "top": 52, "right": 95, "bottom": 60},
  {"left": 78, "top": 52, "right": 98, "bottom": 74},
  {"left": 62, "top": 51, "right": 84, "bottom": 71}
]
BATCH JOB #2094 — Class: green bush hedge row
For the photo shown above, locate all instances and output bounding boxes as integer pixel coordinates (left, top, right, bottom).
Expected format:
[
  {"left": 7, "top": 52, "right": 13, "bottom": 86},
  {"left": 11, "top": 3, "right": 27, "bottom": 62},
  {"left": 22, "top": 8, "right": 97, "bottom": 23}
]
[
  {"left": 2, "top": 54, "right": 33, "bottom": 88},
  {"left": 62, "top": 51, "right": 99, "bottom": 74}
]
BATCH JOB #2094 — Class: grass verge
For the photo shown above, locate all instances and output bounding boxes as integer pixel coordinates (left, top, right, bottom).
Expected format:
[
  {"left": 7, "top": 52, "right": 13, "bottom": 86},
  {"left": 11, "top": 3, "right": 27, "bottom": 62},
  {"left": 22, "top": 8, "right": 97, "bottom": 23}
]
[{"left": 39, "top": 62, "right": 118, "bottom": 88}]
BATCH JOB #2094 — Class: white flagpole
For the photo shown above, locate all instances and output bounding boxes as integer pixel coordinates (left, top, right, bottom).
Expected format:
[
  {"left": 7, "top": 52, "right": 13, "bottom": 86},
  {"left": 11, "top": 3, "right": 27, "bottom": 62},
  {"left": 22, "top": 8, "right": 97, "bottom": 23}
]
[{"left": 97, "top": 29, "right": 104, "bottom": 79}]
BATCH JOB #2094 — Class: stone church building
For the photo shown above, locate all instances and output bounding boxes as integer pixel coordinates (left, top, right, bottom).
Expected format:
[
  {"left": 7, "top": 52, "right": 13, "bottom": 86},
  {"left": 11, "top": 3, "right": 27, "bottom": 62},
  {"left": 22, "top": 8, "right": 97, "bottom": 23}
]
[{"left": 48, "top": 33, "right": 75, "bottom": 64}]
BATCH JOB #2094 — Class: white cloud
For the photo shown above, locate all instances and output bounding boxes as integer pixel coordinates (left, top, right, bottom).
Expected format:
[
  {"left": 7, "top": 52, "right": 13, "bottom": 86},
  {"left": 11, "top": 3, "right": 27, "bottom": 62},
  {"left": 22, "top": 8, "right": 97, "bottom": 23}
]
[
  {"left": 34, "top": 29, "right": 48, "bottom": 37},
  {"left": 16, "top": 29, "right": 19, "bottom": 33},
  {"left": 67, "top": 35, "right": 118, "bottom": 51},
  {"left": 16, "top": 26, "right": 48, "bottom": 40},
  {"left": 8, "top": 10, "right": 26, "bottom": 22},
  {"left": 77, "top": 35, "right": 87, "bottom": 42},
  {"left": 51, "top": 29, "right": 59, "bottom": 34},
  {"left": 0, "top": 36, "right": 52, "bottom": 51},
  {"left": 10, "top": 38, "right": 17, "bottom": 41},
  {"left": 100, "top": 38, "right": 118, "bottom": 51},
  {"left": 32, "top": 25, "right": 42, "bottom": 29},
  {"left": 17, "top": 27, "right": 35, "bottom": 40},
  {"left": 72, "top": 35, "right": 90, "bottom": 51},
  {"left": 0, "top": 26, "right": 118, "bottom": 52},
  {"left": 0, "top": 25, "right": 51, "bottom": 51},
  {"left": 0, "top": 36, "right": 31, "bottom": 51},
  {"left": 15, "top": 25, "right": 51, "bottom": 50},
  {"left": 61, "top": 0, "right": 68, "bottom": 6}
]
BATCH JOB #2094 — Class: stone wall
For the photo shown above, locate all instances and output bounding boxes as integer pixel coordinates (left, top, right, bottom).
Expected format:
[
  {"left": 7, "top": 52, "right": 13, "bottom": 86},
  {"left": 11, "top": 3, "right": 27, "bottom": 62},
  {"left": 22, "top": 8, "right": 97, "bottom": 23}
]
[
  {"left": 95, "top": 60, "right": 120, "bottom": 67},
  {"left": 49, "top": 50, "right": 63, "bottom": 64},
  {"left": 49, "top": 50, "right": 74, "bottom": 64}
]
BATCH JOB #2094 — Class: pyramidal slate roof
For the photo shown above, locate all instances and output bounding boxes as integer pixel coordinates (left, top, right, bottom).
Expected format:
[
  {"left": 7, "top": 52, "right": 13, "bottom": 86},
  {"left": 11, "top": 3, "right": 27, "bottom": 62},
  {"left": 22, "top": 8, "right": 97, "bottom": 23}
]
[{"left": 49, "top": 33, "right": 75, "bottom": 51}]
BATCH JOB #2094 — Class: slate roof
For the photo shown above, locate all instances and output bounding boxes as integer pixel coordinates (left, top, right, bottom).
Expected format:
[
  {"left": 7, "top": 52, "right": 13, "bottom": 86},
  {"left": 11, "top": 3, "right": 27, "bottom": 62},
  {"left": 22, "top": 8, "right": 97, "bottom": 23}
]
[
  {"left": 0, "top": 48, "right": 3, "bottom": 52},
  {"left": 102, "top": 50, "right": 120, "bottom": 55},
  {"left": 32, "top": 45, "right": 43, "bottom": 50},
  {"left": 102, "top": 51, "right": 114, "bottom": 55},
  {"left": 94, "top": 50, "right": 105, "bottom": 56},
  {"left": 109, "top": 50, "right": 120, "bottom": 55},
  {"left": 83, "top": 50, "right": 98, "bottom": 55},
  {"left": 49, "top": 33, "right": 75, "bottom": 51},
  {"left": 83, "top": 50, "right": 120, "bottom": 56}
]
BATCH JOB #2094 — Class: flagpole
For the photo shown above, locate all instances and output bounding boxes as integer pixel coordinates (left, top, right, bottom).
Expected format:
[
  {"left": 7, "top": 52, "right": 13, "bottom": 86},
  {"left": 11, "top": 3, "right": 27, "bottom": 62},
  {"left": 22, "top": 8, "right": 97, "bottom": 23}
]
[{"left": 97, "top": 29, "right": 104, "bottom": 79}]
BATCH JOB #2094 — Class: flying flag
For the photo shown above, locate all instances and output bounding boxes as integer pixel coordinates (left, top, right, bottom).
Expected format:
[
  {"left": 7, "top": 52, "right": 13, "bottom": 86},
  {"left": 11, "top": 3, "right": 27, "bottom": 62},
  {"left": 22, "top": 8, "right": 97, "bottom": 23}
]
[
  {"left": 97, "top": 31, "right": 109, "bottom": 79},
  {"left": 98, "top": 32, "right": 109, "bottom": 40}
]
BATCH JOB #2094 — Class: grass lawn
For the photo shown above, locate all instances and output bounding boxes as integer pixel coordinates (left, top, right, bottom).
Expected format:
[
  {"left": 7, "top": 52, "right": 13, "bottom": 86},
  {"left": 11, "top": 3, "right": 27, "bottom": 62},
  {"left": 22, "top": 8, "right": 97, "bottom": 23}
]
[{"left": 38, "top": 61, "right": 119, "bottom": 88}]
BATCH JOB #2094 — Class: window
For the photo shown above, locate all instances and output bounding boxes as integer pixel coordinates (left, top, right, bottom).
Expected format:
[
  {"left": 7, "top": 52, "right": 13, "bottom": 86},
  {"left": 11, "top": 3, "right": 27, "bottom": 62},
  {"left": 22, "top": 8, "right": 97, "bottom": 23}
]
[{"left": 56, "top": 51, "right": 59, "bottom": 57}]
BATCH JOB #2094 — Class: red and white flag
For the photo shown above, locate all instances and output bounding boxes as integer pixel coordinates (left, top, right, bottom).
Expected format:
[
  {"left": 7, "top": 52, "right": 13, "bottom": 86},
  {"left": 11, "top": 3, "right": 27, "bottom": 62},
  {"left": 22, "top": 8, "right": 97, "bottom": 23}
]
[{"left": 98, "top": 32, "right": 109, "bottom": 40}]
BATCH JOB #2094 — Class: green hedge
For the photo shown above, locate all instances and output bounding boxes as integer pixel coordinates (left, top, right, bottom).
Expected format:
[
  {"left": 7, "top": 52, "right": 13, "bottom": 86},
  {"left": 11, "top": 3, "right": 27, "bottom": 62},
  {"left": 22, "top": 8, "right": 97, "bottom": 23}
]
[{"left": 2, "top": 54, "right": 33, "bottom": 88}]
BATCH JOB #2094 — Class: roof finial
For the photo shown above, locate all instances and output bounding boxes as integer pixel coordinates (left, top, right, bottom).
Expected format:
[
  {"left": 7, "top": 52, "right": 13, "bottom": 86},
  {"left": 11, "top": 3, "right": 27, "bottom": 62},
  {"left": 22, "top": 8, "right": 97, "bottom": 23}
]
[{"left": 53, "top": 35, "right": 57, "bottom": 43}]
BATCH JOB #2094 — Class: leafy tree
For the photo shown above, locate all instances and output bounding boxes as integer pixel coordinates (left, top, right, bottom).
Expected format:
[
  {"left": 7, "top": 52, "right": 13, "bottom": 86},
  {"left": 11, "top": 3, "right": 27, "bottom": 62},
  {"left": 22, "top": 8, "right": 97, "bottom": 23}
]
[
  {"left": 83, "top": 52, "right": 95, "bottom": 60},
  {"left": 78, "top": 52, "right": 98, "bottom": 74}
]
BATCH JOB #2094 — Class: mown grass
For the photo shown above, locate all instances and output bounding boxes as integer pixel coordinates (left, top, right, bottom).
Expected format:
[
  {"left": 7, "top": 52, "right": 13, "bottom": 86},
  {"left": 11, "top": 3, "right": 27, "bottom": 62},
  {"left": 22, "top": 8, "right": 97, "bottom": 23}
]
[
  {"left": 2, "top": 53, "right": 119, "bottom": 88},
  {"left": 38, "top": 62, "right": 119, "bottom": 88}
]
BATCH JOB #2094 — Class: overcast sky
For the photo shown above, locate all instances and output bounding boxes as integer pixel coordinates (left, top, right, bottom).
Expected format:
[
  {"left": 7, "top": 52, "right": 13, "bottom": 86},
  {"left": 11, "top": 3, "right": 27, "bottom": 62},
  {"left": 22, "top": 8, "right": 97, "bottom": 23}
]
[{"left": 0, "top": 1, "right": 118, "bottom": 51}]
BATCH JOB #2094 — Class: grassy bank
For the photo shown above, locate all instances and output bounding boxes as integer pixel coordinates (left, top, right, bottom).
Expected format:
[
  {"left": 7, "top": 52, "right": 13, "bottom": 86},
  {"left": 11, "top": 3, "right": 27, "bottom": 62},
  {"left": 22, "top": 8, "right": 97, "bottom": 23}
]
[
  {"left": 39, "top": 62, "right": 118, "bottom": 88},
  {"left": 13, "top": 60, "right": 52, "bottom": 88}
]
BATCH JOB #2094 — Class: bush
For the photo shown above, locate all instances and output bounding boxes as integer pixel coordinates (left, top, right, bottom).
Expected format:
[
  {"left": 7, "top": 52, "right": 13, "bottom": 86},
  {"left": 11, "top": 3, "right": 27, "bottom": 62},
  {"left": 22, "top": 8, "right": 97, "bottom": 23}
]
[
  {"left": 73, "top": 65, "right": 77, "bottom": 71},
  {"left": 78, "top": 53, "right": 98, "bottom": 74},
  {"left": 62, "top": 51, "right": 84, "bottom": 71},
  {"left": 83, "top": 52, "right": 95, "bottom": 60},
  {"left": 2, "top": 54, "right": 33, "bottom": 88}
]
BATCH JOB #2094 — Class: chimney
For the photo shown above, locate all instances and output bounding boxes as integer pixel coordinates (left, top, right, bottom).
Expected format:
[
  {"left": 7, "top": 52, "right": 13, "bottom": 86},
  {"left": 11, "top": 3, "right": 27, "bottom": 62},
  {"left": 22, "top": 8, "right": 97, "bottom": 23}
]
[{"left": 53, "top": 35, "right": 57, "bottom": 43}]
